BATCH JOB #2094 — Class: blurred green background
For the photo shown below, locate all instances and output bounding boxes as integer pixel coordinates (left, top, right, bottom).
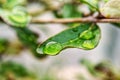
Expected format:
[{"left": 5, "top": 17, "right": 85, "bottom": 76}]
[{"left": 0, "top": 0, "right": 120, "bottom": 80}]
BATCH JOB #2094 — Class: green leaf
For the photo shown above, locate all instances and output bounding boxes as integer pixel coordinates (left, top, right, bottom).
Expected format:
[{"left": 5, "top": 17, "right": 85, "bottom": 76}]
[
  {"left": 62, "top": 3, "right": 82, "bottom": 27},
  {"left": 0, "top": 61, "right": 30, "bottom": 77},
  {"left": 37, "top": 23, "right": 101, "bottom": 55},
  {"left": 0, "top": 6, "right": 31, "bottom": 27},
  {"left": 0, "top": 39, "right": 8, "bottom": 54},
  {"left": 101, "top": 0, "right": 120, "bottom": 18},
  {"left": 15, "top": 28, "right": 38, "bottom": 49},
  {"left": 62, "top": 3, "right": 82, "bottom": 18},
  {"left": 80, "top": 59, "right": 98, "bottom": 76},
  {"left": 0, "top": 61, "right": 37, "bottom": 80},
  {"left": 111, "top": 23, "right": 120, "bottom": 28},
  {"left": 103, "top": 0, "right": 109, "bottom": 2},
  {"left": 14, "top": 27, "right": 47, "bottom": 59},
  {"left": 0, "top": 0, "right": 26, "bottom": 9},
  {"left": 80, "top": 0, "right": 99, "bottom": 11}
]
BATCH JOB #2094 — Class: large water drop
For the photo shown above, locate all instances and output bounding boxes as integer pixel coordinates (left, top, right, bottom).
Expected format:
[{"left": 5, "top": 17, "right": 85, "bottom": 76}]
[
  {"left": 79, "top": 30, "right": 94, "bottom": 40},
  {"left": 43, "top": 41, "right": 62, "bottom": 55},
  {"left": 82, "top": 40, "right": 95, "bottom": 49}
]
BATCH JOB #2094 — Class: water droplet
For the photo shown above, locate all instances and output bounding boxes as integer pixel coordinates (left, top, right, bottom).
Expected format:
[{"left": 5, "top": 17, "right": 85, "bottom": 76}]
[
  {"left": 8, "top": 6, "right": 30, "bottom": 26},
  {"left": 69, "top": 40, "right": 73, "bottom": 43},
  {"left": 82, "top": 40, "right": 95, "bottom": 49},
  {"left": 43, "top": 41, "right": 62, "bottom": 55},
  {"left": 9, "top": 12, "right": 27, "bottom": 24},
  {"left": 79, "top": 30, "right": 94, "bottom": 40}
]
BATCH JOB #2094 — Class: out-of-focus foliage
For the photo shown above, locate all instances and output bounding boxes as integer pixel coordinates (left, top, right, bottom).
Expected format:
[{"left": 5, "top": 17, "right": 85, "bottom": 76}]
[
  {"left": 0, "top": 0, "right": 47, "bottom": 58},
  {"left": 80, "top": 0, "right": 99, "bottom": 12},
  {"left": 101, "top": 0, "right": 120, "bottom": 18},
  {"left": 15, "top": 27, "right": 38, "bottom": 53},
  {"left": 1, "top": 60, "right": 119, "bottom": 80},
  {"left": 14, "top": 27, "right": 47, "bottom": 58},
  {"left": 0, "top": 39, "right": 8, "bottom": 54},
  {"left": 103, "top": 0, "right": 110, "bottom": 2},
  {"left": 101, "top": 0, "right": 120, "bottom": 28},
  {"left": 0, "top": 61, "right": 37, "bottom": 80},
  {"left": 80, "top": 58, "right": 98, "bottom": 76},
  {"left": 0, "top": 38, "right": 23, "bottom": 55},
  {"left": 0, "top": 0, "right": 31, "bottom": 27},
  {"left": 0, "top": 0, "right": 120, "bottom": 80},
  {"left": 80, "top": 59, "right": 120, "bottom": 80},
  {"left": 62, "top": 3, "right": 82, "bottom": 18},
  {"left": 6, "top": 41, "right": 23, "bottom": 55},
  {"left": 0, "top": 0, "right": 26, "bottom": 9},
  {"left": 61, "top": 3, "right": 83, "bottom": 27},
  {"left": 112, "top": 23, "right": 120, "bottom": 28}
]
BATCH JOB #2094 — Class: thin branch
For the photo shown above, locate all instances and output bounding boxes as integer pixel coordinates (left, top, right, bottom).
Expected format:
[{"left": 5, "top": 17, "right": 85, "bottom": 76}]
[{"left": 31, "top": 17, "right": 120, "bottom": 24}]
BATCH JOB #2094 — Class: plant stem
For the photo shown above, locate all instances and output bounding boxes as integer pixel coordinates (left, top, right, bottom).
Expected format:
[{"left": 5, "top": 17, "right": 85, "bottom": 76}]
[{"left": 31, "top": 17, "right": 120, "bottom": 24}]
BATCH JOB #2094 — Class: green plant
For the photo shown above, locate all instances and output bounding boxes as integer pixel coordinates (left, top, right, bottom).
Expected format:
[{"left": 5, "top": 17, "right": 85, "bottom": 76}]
[
  {"left": 79, "top": 58, "right": 120, "bottom": 80},
  {"left": 0, "top": 0, "right": 120, "bottom": 56},
  {"left": 1, "top": 0, "right": 120, "bottom": 80},
  {"left": 0, "top": 61, "right": 37, "bottom": 80}
]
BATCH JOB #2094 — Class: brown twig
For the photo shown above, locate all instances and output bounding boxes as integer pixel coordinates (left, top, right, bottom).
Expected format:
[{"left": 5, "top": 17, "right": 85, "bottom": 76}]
[{"left": 31, "top": 17, "right": 120, "bottom": 24}]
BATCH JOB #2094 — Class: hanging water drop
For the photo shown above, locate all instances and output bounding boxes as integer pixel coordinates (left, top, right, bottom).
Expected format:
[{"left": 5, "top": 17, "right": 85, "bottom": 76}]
[
  {"left": 43, "top": 41, "right": 62, "bottom": 55},
  {"left": 79, "top": 30, "right": 94, "bottom": 40},
  {"left": 9, "top": 7, "right": 27, "bottom": 24},
  {"left": 7, "top": 6, "right": 31, "bottom": 27},
  {"left": 82, "top": 40, "right": 95, "bottom": 49},
  {"left": 9, "top": 13, "right": 27, "bottom": 24}
]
